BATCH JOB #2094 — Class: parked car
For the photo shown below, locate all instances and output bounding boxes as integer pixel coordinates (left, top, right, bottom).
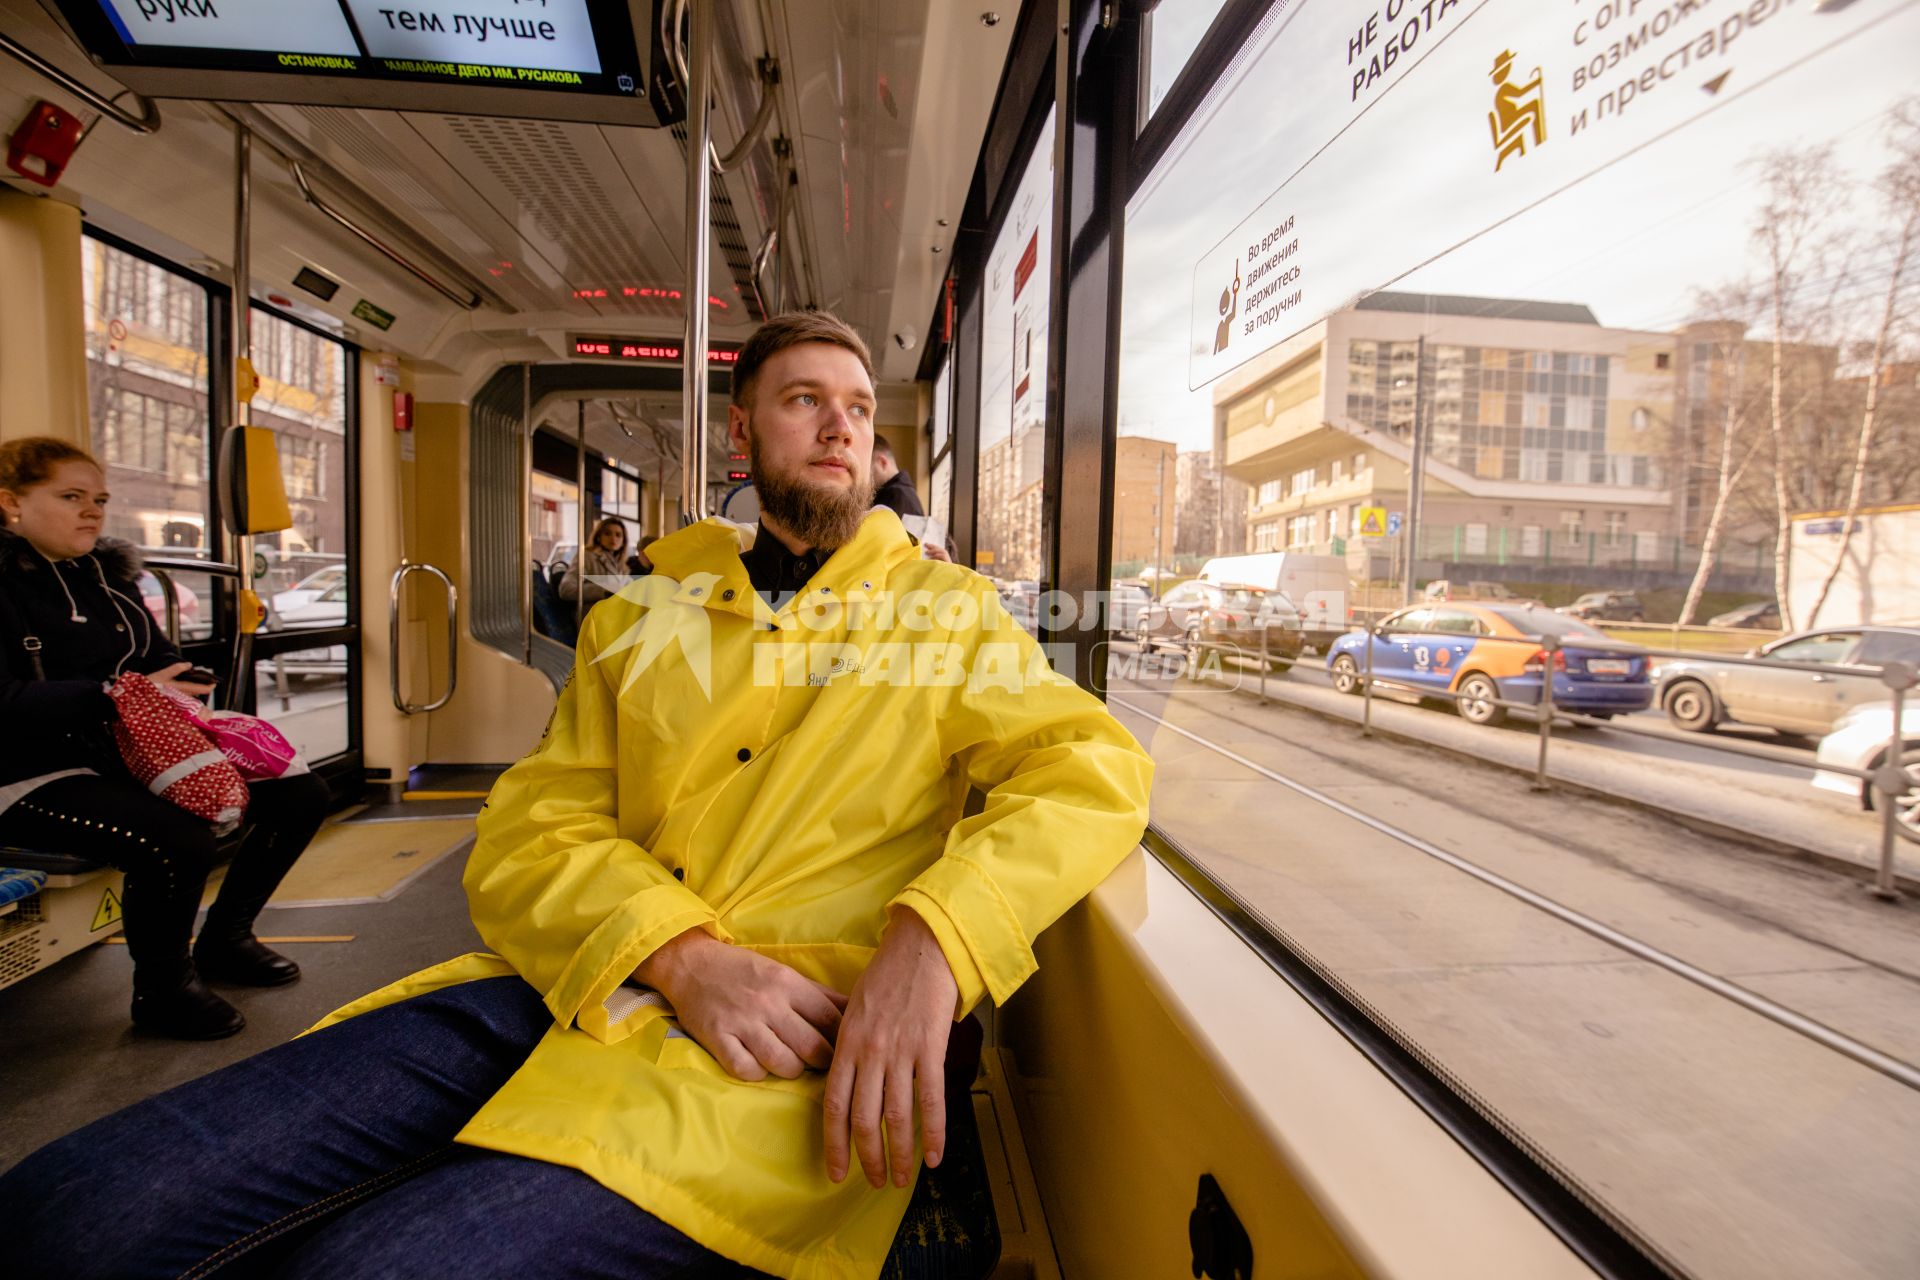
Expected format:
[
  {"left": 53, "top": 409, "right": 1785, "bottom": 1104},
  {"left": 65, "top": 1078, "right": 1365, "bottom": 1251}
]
[
  {"left": 264, "top": 578, "right": 350, "bottom": 676},
  {"left": 135, "top": 571, "right": 202, "bottom": 638},
  {"left": 1423, "top": 579, "right": 1541, "bottom": 608},
  {"left": 1811, "top": 701, "right": 1920, "bottom": 835},
  {"left": 1561, "top": 591, "right": 1647, "bottom": 623},
  {"left": 1708, "top": 600, "right": 1782, "bottom": 629},
  {"left": 995, "top": 579, "right": 1040, "bottom": 633},
  {"left": 1326, "top": 604, "right": 1652, "bottom": 726},
  {"left": 269, "top": 562, "right": 348, "bottom": 615},
  {"left": 1197, "top": 552, "right": 1348, "bottom": 650},
  {"left": 1135, "top": 580, "right": 1303, "bottom": 671},
  {"left": 1108, "top": 581, "right": 1151, "bottom": 633},
  {"left": 1656, "top": 626, "right": 1920, "bottom": 737}
]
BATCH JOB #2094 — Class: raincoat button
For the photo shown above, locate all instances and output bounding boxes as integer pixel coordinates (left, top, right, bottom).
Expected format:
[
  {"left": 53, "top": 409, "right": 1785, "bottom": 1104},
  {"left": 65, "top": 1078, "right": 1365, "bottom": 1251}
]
[
  {"left": 736, "top": 747, "right": 751, "bottom": 762},
  {"left": 722, "top": 589, "right": 736, "bottom": 601},
  {"left": 819, "top": 587, "right": 830, "bottom": 594},
  {"left": 690, "top": 587, "right": 704, "bottom": 597},
  {"left": 672, "top": 867, "right": 684, "bottom": 880}
]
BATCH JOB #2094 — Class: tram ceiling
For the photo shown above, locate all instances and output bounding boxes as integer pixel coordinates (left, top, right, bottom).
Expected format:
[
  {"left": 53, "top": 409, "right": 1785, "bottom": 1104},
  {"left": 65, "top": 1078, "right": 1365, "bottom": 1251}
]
[{"left": 1, "top": 0, "right": 1007, "bottom": 388}]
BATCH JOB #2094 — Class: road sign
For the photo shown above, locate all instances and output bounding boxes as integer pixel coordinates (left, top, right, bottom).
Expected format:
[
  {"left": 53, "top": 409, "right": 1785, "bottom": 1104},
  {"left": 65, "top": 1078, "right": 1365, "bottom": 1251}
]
[
  {"left": 1387, "top": 511, "right": 1403, "bottom": 536},
  {"left": 1357, "top": 506, "right": 1388, "bottom": 538}
]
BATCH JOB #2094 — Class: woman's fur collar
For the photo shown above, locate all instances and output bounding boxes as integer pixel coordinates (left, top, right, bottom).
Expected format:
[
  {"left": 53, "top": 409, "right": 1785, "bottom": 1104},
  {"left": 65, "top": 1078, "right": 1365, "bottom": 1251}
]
[{"left": 0, "top": 528, "right": 144, "bottom": 581}]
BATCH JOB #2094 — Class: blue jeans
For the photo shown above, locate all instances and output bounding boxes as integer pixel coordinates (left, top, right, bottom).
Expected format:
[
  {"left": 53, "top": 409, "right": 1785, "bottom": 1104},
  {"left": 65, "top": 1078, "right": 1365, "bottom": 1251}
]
[{"left": 0, "top": 977, "right": 766, "bottom": 1279}]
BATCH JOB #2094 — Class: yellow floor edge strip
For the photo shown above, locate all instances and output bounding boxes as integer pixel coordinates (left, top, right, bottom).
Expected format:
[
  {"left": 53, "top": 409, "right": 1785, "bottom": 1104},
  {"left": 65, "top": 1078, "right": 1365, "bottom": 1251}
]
[{"left": 109, "top": 935, "right": 357, "bottom": 944}]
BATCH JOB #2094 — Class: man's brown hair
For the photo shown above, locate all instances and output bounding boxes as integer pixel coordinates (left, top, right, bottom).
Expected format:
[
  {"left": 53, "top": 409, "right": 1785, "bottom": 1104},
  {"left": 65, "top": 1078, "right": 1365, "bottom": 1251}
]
[{"left": 731, "top": 310, "right": 874, "bottom": 408}]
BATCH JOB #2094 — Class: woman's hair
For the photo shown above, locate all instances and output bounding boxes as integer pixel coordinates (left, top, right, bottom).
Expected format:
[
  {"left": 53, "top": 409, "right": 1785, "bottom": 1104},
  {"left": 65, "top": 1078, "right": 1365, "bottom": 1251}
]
[
  {"left": 0, "top": 436, "right": 101, "bottom": 528},
  {"left": 591, "top": 516, "right": 627, "bottom": 549}
]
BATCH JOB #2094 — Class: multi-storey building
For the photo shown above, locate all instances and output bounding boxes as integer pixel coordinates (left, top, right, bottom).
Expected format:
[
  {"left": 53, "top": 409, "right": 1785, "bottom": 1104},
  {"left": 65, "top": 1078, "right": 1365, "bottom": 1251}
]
[
  {"left": 1214, "top": 292, "right": 1679, "bottom": 573},
  {"left": 1111, "top": 436, "right": 1176, "bottom": 569},
  {"left": 976, "top": 422, "right": 1045, "bottom": 581}
]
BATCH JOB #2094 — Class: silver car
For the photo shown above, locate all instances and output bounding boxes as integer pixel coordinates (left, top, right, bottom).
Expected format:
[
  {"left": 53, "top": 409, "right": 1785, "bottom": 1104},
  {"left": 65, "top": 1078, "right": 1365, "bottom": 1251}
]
[{"left": 1657, "top": 626, "right": 1920, "bottom": 738}]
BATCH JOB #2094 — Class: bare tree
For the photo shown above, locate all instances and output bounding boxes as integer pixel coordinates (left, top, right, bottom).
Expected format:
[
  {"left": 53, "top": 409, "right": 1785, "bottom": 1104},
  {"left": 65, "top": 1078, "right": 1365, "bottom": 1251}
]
[
  {"left": 1750, "top": 146, "right": 1849, "bottom": 630},
  {"left": 1806, "top": 100, "right": 1920, "bottom": 627},
  {"left": 1677, "top": 305, "right": 1768, "bottom": 626}
]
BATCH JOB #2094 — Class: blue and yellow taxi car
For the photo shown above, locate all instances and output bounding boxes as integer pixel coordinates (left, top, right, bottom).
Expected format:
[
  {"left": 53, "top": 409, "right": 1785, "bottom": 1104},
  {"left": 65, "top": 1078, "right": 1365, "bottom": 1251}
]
[{"left": 1326, "top": 603, "right": 1652, "bottom": 726}]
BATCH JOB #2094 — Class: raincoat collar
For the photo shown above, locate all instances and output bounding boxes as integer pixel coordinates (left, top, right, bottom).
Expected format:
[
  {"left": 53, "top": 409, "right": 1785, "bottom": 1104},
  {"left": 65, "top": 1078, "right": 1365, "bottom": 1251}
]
[{"left": 643, "top": 511, "right": 919, "bottom": 630}]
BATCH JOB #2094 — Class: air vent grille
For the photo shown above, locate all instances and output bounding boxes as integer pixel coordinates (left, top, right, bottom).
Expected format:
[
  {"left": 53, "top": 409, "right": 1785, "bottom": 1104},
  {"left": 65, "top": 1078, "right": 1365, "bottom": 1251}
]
[
  {"left": 445, "top": 116, "right": 662, "bottom": 296},
  {"left": 290, "top": 107, "right": 495, "bottom": 258}
]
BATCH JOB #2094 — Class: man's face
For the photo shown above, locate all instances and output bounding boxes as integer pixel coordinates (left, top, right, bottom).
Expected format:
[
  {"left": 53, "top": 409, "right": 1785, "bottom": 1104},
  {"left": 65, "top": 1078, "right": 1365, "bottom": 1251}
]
[{"left": 729, "top": 342, "right": 877, "bottom": 548}]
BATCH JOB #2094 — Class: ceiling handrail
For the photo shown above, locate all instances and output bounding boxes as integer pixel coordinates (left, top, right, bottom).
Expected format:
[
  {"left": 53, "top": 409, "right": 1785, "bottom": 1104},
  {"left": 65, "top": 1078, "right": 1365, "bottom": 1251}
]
[
  {"left": 0, "top": 31, "right": 160, "bottom": 134},
  {"left": 287, "top": 159, "right": 483, "bottom": 311}
]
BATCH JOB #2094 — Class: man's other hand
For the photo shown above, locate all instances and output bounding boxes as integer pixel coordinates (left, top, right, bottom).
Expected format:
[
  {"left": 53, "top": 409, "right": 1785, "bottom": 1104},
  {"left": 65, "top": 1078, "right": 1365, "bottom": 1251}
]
[
  {"left": 823, "top": 908, "right": 959, "bottom": 1189},
  {"left": 636, "top": 930, "right": 846, "bottom": 1081}
]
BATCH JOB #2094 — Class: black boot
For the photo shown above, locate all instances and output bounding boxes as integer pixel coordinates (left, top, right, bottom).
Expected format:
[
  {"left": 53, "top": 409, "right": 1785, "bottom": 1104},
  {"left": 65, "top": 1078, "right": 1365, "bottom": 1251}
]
[
  {"left": 191, "top": 789, "right": 322, "bottom": 988},
  {"left": 131, "top": 968, "right": 247, "bottom": 1040},
  {"left": 122, "top": 869, "right": 245, "bottom": 1039}
]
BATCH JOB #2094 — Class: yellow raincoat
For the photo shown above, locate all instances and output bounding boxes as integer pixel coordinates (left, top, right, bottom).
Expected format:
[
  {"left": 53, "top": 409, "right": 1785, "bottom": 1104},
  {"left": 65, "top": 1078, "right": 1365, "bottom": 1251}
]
[{"left": 312, "top": 512, "right": 1153, "bottom": 1278}]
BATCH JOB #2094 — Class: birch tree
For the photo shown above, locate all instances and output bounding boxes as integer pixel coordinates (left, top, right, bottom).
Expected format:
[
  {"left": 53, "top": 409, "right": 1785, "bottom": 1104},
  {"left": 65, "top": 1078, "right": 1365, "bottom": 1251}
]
[{"left": 1805, "top": 100, "right": 1920, "bottom": 627}]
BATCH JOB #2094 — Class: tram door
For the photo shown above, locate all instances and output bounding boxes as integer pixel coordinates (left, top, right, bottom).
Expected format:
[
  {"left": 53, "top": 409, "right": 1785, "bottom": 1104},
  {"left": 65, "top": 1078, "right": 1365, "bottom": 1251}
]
[{"left": 80, "top": 229, "right": 365, "bottom": 796}]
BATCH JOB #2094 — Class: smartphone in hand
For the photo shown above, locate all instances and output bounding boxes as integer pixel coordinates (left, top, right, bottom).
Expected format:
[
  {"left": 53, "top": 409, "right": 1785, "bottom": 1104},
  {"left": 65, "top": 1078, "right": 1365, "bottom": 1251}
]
[{"left": 180, "top": 666, "right": 220, "bottom": 686}]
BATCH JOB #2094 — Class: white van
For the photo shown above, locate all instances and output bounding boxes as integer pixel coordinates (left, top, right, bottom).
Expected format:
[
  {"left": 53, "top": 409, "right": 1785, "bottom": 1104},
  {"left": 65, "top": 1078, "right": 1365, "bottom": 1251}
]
[{"left": 1197, "top": 553, "right": 1350, "bottom": 651}]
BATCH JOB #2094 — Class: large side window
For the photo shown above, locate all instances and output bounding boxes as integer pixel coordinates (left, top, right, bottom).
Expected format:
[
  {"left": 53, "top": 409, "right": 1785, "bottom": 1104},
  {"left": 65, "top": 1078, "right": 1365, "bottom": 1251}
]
[
  {"left": 976, "top": 107, "right": 1056, "bottom": 614},
  {"left": 1111, "top": 4, "right": 1920, "bottom": 1275}
]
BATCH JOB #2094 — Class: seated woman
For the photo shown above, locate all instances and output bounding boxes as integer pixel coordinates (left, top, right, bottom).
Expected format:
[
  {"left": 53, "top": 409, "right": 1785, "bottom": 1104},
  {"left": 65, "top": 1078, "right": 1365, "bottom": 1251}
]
[
  {"left": 0, "top": 437, "right": 331, "bottom": 1040},
  {"left": 557, "top": 515, "right": 630, "bottom": 608}
]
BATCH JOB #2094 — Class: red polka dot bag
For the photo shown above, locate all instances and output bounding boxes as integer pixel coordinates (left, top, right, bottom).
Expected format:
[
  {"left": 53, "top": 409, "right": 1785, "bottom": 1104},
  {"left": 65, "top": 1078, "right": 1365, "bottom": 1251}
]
[{"left": 107, "top": 671, "right": 250, "bottom": 833}]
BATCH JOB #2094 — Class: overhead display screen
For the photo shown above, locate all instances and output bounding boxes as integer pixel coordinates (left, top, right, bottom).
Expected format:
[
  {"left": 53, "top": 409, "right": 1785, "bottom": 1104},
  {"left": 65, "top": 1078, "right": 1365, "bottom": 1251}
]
[{"left": 43, "top": 0, "right": 671, "bottom": 125}]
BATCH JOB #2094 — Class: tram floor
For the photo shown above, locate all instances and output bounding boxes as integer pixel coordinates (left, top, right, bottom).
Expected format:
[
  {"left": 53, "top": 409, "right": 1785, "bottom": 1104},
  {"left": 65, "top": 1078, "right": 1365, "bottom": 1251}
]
[{"left": 0, "top": 832, "right": 484, "bottom": 1173}]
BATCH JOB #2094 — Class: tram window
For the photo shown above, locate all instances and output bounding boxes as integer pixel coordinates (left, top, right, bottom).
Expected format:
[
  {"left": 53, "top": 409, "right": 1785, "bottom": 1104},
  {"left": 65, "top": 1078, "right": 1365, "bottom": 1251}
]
[
  {"left": 1141, "top": 0, "right": 1232, "bottom": 122},
  {"left": 82, "top": 235, "right": 214, "bottom": 567},
  {"left": 1113, "top": 5, "right": 1920, "bottom": 1276},
  {"left": 975, "top": 108, "right": 1055, "bottom": 598}
]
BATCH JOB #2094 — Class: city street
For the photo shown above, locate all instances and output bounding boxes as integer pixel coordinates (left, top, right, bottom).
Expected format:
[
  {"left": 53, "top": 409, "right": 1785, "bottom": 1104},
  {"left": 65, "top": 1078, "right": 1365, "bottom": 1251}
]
[{"left": 1105, "top": 639, "right": 1914, "bottom": 885}]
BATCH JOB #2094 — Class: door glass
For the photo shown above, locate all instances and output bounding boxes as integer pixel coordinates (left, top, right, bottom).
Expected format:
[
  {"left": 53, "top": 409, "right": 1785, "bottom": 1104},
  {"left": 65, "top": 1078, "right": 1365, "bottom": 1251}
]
[
  {"left": 82, "top": 236, "right": 214, "bottom": 599},
  {"left": 251, "top": 309, "right": 352, "bottom": 763},
  {"left": 1142, "top": 0, "right": 1232, "bottom": 122}
]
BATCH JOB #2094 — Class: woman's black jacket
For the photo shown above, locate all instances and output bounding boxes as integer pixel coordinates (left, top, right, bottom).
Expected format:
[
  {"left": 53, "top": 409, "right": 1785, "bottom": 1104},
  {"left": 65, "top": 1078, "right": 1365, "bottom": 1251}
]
[{"left": 0, "top": 529, "right": 184, "bottom": 788}]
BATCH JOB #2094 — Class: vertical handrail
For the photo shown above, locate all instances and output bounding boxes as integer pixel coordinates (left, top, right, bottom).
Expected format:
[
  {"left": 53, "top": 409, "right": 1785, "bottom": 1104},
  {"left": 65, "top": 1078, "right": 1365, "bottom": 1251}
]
[
  {"left": 1875, "top": 661, "right": 1916, "bottom": 900},
  {"left": 389, "top": 563, "right": 458, "bottom": 714},
  {"left": 520, "top": 365, "right": 533, "bottom": 664},
  {"left": 224, "top": 122, "right": 256, "bottom": 704},
  {"left": 1361, "top": 622, "right": 1376, "bottom": 738},
  {"left": 1533, "top": 635, "right": 1557, "bottom": 791},
  {"left": 681, "top": 0, "right": 713, "bottom": 523},
  {"left": 575, "top": 400, "right": 589, "bottom": 630}
]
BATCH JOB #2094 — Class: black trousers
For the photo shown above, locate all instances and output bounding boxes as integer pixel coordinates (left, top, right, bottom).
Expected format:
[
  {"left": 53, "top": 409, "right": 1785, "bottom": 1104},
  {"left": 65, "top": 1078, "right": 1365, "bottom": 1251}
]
[{"left": 0, "top": 769, "right": 331, "bottom": 987}]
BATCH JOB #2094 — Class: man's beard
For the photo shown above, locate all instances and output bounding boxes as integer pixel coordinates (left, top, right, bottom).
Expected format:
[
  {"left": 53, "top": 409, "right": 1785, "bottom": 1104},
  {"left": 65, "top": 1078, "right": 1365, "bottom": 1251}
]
[{"left": 749, "top": 433, "right": 874, "bottom": 549}]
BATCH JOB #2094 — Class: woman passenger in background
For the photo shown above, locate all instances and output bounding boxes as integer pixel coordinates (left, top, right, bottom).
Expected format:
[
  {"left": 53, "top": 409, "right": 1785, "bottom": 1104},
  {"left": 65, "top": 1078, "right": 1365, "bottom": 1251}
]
[
  {"left": 0, "top": 437, "right": 330, "bottom": 1041},
  {"left": 558, "top": 515, "right": 630, "bottom": 608}
]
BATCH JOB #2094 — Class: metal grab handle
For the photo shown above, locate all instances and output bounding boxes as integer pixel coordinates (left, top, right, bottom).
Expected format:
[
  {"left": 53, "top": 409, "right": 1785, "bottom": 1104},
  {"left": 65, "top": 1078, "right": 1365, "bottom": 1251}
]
[
  {"left": 389, "top": 563, "right": 458, "bottom": 714},
  {"left": 0, "top": 32, "right": 161, "bottom": 134},
  {"left": 289, "top": 161, "right": 483, "bottom": 310},
  {"left": 145, "top": 567, "right": 182, "bottom": 647}
]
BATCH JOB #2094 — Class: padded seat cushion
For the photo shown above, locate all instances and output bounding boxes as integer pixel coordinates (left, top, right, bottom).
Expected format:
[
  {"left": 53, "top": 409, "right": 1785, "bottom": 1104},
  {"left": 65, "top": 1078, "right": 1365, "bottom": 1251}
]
[
  {"left": 0, "top": 866, "right": 49, "bottom": 907},
  {"left": 0, "top": 848, "right": 105, "bottom": 876}
]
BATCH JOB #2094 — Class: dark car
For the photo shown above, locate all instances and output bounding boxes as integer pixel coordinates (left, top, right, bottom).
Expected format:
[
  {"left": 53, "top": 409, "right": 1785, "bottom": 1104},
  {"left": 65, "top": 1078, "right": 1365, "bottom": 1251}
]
[
  {"left": 1135, "top": 580, "right": 1304, "bottom": 671},
  {"left": 1561, "top": 591, "right": 1646, "bottom": 623},
  {"left": 1707, "top": 600, "right": 1782, "bottom": 629}
]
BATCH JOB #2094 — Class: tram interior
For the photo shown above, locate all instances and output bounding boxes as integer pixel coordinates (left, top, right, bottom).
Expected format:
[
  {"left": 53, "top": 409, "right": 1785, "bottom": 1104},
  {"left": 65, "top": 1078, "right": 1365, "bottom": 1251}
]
[{"left": 4, "top": 1, "right": 1919, "bottom": 1278}]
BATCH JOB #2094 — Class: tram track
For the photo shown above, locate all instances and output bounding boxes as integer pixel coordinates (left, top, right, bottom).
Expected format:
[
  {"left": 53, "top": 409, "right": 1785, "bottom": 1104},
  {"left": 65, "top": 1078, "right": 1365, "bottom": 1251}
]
[{"left": 1111, "top": 690, "right": 1920, "bottom": 1093}]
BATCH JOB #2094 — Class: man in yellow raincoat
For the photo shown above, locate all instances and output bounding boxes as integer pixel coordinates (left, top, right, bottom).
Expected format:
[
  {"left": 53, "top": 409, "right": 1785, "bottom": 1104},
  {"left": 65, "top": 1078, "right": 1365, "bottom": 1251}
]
[{"left": 4, "top": 311, "right": 1153, "bottom": 1280}]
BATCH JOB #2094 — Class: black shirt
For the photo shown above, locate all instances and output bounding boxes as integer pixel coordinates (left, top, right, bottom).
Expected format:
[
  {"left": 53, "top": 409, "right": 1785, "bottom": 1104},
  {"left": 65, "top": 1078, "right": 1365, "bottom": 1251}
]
[{"left": 741, "top": 525, "right": 830, "bottom": 611}]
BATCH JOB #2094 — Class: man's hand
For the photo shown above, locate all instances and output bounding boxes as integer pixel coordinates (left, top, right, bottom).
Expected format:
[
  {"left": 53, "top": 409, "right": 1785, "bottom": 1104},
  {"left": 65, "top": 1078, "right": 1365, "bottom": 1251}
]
[
  {"left": 823, "top": 908, "right": 959, "bottom": 1189},
  {"left": 637, "top": 929, "right": 846, "bottom": 1081}
]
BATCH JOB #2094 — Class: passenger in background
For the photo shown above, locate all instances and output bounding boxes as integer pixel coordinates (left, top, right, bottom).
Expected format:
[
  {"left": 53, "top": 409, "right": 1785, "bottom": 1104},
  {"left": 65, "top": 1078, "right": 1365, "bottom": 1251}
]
[
  {"left": 869, "top": 434, "right": 923, "bottom": 517},
  {"left": 558, "top": 515, "right": 629, "bottom": 607},
  {"left": 0, "top": 437, "right": 330, "bottom": 1041},
  {"left": 626, "top": 533, "right": 660, "bottom": 577}
]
